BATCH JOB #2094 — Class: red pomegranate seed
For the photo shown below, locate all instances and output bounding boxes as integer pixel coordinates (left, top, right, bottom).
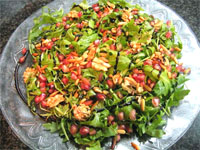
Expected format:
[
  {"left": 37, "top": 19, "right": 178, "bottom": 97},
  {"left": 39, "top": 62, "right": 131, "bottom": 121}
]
[
  {"left": 166, "top": 20, "right": 171, "bottom": 27},
  {"left": 96, "top": 93, "right": 106, "bottom": 101},
  {"left": 48, "top": 88, "right": 54, "bottom": 94},
  {"left": 92, "top": 3, "right": 98, "bottom": 8},
  {"left": 78, "top": 11, "right": 82, "bottom": 18},
  {"left": 40, "top": 87, "right": 46, "bottom": 93},
  {"left": 83, "top": 100, "right": 93, "bottom": 106},
  {"left": 98, "top": 72, "right": 103, "bottom": 81},
  {"left": 61, "top": 65, "right": 69, "bottom": 73},
  {"left": 21, "top": 48, "right": 27, "bottom": 55},
  {"left": 80, "top": 83, "right": 91, "bottom": 91},
  {"left": 137, "top": 73, "right": 145, "bottom": 81},
  {"left": 62, "top": 16, "right": 67, "bottom": 22},
  {"left": 62, "top": 77, "right": 69, "bottom": 85},
  {"left": 70, "top": 124, "right": 78, "bottom": 135},
  {"left": 40, "top": 47, "right": 47, "bottom": 52},
  {"left": 56, "top": 22, "right": 61, "bottom": 27},
  {"left": 19, "top": 56, "right": 25, "bottom": 64},
  {"left": 96, "top": 22, "right": 100, "bottom": 28},
  {"left": 41, "top": 101, "right": 47, "bottom": 108},
  {"left": 79, "top": 126, "right": 90, "bottom": 136},
  {"left": 71, "top": 72, "right": 78, "bottom": 80},
  {"left": 152, "top": 97, "right": 160, "bottom": 107},
  {"left": 40, "top": 93, "right": 46, "bottom": 101},
  {"left": 166, "top": 31, "right": 172, "bottom": 39},
  {"left": 38, "top": 74, "right": 47, "bottom": 82},
  {"left": 77, "top": 23, "right": 83, "bottom": 29},
  {"left": 86, "top": 61, "right": 92, "bottom": 68},
  {"left": 34, "top": 96, "right": 41, "bottom": 104},
  {"left": 153, "top": 64, "right": 161, "bottom": 71},
  {"left": 172, "top": 72, "right": 177, "bottom": 78},
  {"left": 69, "top": 44, "right": 74, "bottom": 49},
  {"left": 116, "top": 30, "right": 122, "bottom": 36},
  {"left": 144, "top": 59, "right": 153, "bottom": 66},
  {"left": 94, "top": 40, "right": 100, "bottom": 46},
  {"left": 93, "top": 6, "right": 100, "bottom": 12},
  {"left": 107, "top": 80, "right": 114, "bottom": 89},
  {"left": 46, "top": 42, "right": 53, "bottom": 50},
  {"left": 62, "top": 21, "right": 66, "bottom": 26},
  {"left": 58, "top": 54, "right": 65, "bottom": 61},
  {"left": 40, "top": 82, "right": 46, "bottom": 88},
  {"left": 132, "top": 74, "right": 140, "bottom": 82},
  {"left": 110, "top": 44, "right": 116, "bottom": 50},
  {"left": 64, "top": 24, "right": 70, "bottom": 30},
  {"left": 114, "top": 8, "right": 119, "bottom": 12}
]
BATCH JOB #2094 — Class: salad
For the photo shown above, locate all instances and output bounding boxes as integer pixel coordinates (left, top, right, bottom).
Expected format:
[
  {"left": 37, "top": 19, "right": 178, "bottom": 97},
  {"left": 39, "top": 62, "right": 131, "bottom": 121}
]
[{"left": 20, "top": 0, "right": 191, "bottom": 149}]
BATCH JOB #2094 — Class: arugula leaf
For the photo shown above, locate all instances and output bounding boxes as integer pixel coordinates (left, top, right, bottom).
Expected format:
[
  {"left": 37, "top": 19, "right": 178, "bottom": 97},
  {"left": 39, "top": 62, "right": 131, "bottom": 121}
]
[
  {"left": 43, "top": 121, "right": 59, "bottom": 133},
  {"left": 79, "top": 0, "right": 89, "bottom": 10},
  {"left": 86, "top": 141, "right": 101, "bottom": 150}
]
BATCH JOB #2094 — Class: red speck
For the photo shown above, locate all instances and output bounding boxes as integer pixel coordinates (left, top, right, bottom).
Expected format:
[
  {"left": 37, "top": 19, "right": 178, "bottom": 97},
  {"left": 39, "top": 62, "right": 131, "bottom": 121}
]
[
  {"left": 58, "top": 54, "right": 65, "bottom": 61},
  {"left": 166, "top": 20, "right": 171, "bottom": 27},
  {"left": 40, "top": 93, "right": 46, "bottom": 101},
  {"left": 46, "top": 42, "right": 53, "bottom": 50},
  {"left": 153, "top": 64, "right": 161, "bottom": 71},
  {"left": 64, "top": 24, "right": 70, "bottom": 30},
  {"left": 39, "top": 82, "right": 46, "bottom": 88},
  {"left": 86, "top": 61, "right": 92, "bottom": 68},
  {"left": 83, "top": 100, "right": 93, "bottom": 106},
  {"left": 41, "top": 101, "right": 47, "bottom": 108},
  {"left": 62, "top": 16, "right": 67, "bottom": 22},
  {"left": 19, "top": 56, "right": 25, "bottom": 64},
  {"left": 80, "top": 83, "right": 90, "bottom": 91},
  {"left": 34, "top": 96, "right": 41, "bottom": 104},
  {"left": 152, "top": 97, "right": 160, "bottom": 107},
  {"left": 22, "top": 48, "right": 27, "bottom": 55},
  {"left": 77, "top": 23, "right": 83, "bottom": 29},
  {"left": 144, "top": 59, "right": 153, "bottom": 66},
  {"left": 92, "top": 3, "right": 99, "bottom": 8},
  {"left": 69, "top": 44, "right": 74, "bottom": 49},
  {"left": 110, "top": 44, "right": 116, "bottom": 50},
  {"left": 166, "top": 31, "right": 172, "bottom": 39},
  {"left": 40, "top": 47, "right": 47, "bottom": 52},
  {"left": 48, "top": 88, "right": 54, "bottom": 94},
  {"left": 98, "top": 72, "right": 103, "bottom": 81},
  {"left": 97, "top": 11, "right": 102, "bottom": 18},
  {"left": 71, "top": 72, "right": 78, "bottom": 80},
  {"left": 40, "top": 87, "right": 46, "bottom": 93},
  {"left": 56, "top": 22, "right": 61, "bottom": 27},
  {"left": 96, "top": 22, "right": 100, "bottom": 28},
  {"left": 94, "top": 40, "right": 100, "bottom": 46},
  {"left": 116, "top": 30, "right": 122, "bottom": 36},
  {"left": 114, "top": 8, "right": 119, "bottom": 12},
  {"left": 78, "top": 11, "right": 82, "bottom": 18},
  {"left": 62, "top": 76, "right": 69, "bottom": 85},
  {"left": 38, "top": 74, "right": 47, "bottom": 82},
  {"left": 107, "top": 79, "right": 114, "bottom": 89},
  {"left": 133, "top": 68, "right": 139, "bottom": 74},
  {"left": 61, "top": 65, "right": 69, "bottom": 73},
  {"left": 172, "top": 72, "right": 177, "bottom": 78},
  {"left": 52, "top": 37, "right": 57, "bottom": 42},
  {"left": 93, "top": 6, "right": 100, "bottom": 12},
  {"left": 96, "top": 93, "right": 106, "bottom": 101},
  {"left": 79, "top": 126, "right": 90, "bottom": 136}
]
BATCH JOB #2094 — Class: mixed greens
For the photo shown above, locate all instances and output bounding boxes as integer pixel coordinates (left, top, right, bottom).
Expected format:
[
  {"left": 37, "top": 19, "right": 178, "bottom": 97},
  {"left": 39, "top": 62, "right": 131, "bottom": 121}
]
[{"left": 23, "top": 0, "right": 190, "bottom": 149}]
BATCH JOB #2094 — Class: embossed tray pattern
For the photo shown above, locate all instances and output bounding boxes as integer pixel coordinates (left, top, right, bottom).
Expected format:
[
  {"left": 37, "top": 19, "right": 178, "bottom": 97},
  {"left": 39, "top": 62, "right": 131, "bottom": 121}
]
[{"left": 0, "top": 0, "right": 200, "bottom": 150}]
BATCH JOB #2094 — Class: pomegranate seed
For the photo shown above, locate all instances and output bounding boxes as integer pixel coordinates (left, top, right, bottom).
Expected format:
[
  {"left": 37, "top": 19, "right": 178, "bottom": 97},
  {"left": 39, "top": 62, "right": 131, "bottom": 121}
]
[
  {"left": 116, "top": 30, "right": 122, "bottom": 36},
  {"left": 62, "top": 77, "right": 69, "bottom": 85},
  {"left": 40, "top": 93, "right": 46, "bottom": 101},
  {"left": 34, "top": 96, "right": 41, "bottom": 104},
  {"left": 79, "top": 126, "right": 90, "bottom": 136},
  {"left": 132, "top": 74, "right": 140, "bottom": 82},
  {"left": 86, "top": 61, "right": 92, "bottom": 68},
  {"left": 46, "top": 42, "right": 53, "bottom": 50},
  {"left": 116, "top": 134, "right": 121, "bottom": 142},
  {"left": 80, "top": 83, "right": 90, "bottom": 91},
  {"left": 52, "top": 37, "right": 57, "bottom": 42},
  {"left": 92, "top": 3, "right": 99, "bottom": 8},
  {"left": 126, "top": 126, "right": 133, "bottom": 133},
  {"left": 21, "top": 48, "right": 27, "bottom": 55},
  {"left": 96, "top": 93, "right": 106, "bottom": 101},
  {"left": 40, "top": 47, "right": 47, "bottom": 52},
  {"left": 38, "top": 74, "right": 47, "bottom": 82},
  {"left": 77, "top": 23, "right": 83, "bottom": 29},
  {"left": 89, "top": 129, "right": 97, "bottom": 135},
  {"left": 93, "top": 6, "right": 100, "bottom": 12},
  {"left": 71, "top": 72, "right": 78, "bottom": 80},
  {"left": 19, "top": 56, "right": 25, "bottom": 64},
  {"left": 48, "top": 88, "right": 54, "bottom": 94},
  {"left": 166, "top": 20, "right": 171, "bottom": 27},
  {"left": 118, "top": 112, "right": 124, "bottom": 121},
  {"left": 152, "top": 97, "right": 160, "bottom": 107},
  {"left": 107, "top": 115, "right": 114, "bottom": 124},
  {"left": 172, "top": 72, "right": 177, "bottom": 78},
  {"left": 61, "top": 65, "right": 69, "bottom": 73},
  {"left": 58, "top": 54, "right": 65, "bottom": 61},
  {"left": 40, "top": 87, "right": 46, "bottom": 93},
  {"left": 96, "top": 22, "right": 100, "bottom": 28},
  {"left": 62, "top": 16, "right": 67, "bottom": 22},
  {"left": 140, "top": 81, "right": 145, "bottom": 87},
  {"left": 98, "top": 72, "right": 103, "bottom": 81},
  {"left": 49, "top": 83, "right": 54, "bottom": 89},
  {"left": 107, "top": 79, "right": 114, "bottom": 89},
  {"left": 150, "top": 82, "right": 155, "bottom": 88},
  {"left": 69, "top": 44, "right": 74, "bottom": 49},
  {"left": 64, "top": 24, "right": 70, "bottom": 30},
  {"left": 40, "top": 82, "right": 46, "bottom": 88},
  {"left": 153, "top": 64, "right": 161, "bottom": 71},
  {"left": 63, "top": 58, "right": 69, "bottom": 65},
  {"left": 144, "top": 59, "right": 153, "bottom": 66},
  {"left": 41, "top": 101, "right": 47, "bottom": 108},
  {"left": 78, "top": 11, "right": 82, "bottom": 18},
  {"left": 77, "top": 66, "right": 81, "bottom": 75},
  {"left": 137, "top": 73, "right": 145, "bottom": 81},
  {"left": 70, "top": 124, "right": 78, "bottom": 135},
  {"left": 94, "top": 40, "right": 100, "bottom": 46},
  {"left": 166, "top": 31, "right": 172, "bottom": 39},
  {"left": 114, "top": 8, "right": 119, "bottom": 12},
  {"left": 118, "top": 124, "right": 126, "bottom": 130},
  {"left": 56, "top": 22, "right": 61, "bottom": 27},
  {"left": 103, "top": 37, "right": 109, "bottom": 43},
  {"left": 83, "top": 100, "right": 93, "bottom": 106},
  {"left": 110, "top": 44, "right": 116, "bottom": 50}
]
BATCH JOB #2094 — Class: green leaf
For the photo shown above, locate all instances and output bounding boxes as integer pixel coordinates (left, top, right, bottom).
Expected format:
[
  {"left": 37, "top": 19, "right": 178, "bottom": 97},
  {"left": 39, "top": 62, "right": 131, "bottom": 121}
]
[
  {"left": 43, "top": 122, "right": 59, "bottom": 133},
  {"left": 86, "top": 141, "right": 101, "bottom": 150},
  {"left": 79, "top": 0, "right": 89, "bottom": 10},
  {"left": 89, "top": 19, "right": 95, "bottom": 29}
]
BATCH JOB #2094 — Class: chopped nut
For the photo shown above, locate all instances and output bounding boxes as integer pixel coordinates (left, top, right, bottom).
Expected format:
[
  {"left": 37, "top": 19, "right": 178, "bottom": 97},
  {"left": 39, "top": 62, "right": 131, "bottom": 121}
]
[
  {"left": 140, "top": 98, "right": 145, "bottom": 111},
  {"left": 117, "top": 91, "right": 123, "bottom": 99},
  {"left": 23, "top": 67, "right": 37, "bottom": 83},
  {"left": 117, "top": 129, "right": 126, "bottom": 134},
  {"left": 46, "top": 94, "right": 65, "bottom": 108},
  {"left": 131, "top": 142, "right": 140, "bottom": 150},
  {"left": 144, "top": 84, "right": 152, "bottom": 92},
  {"left": 93, "top": 87, "right": 102, "bottom": 93},
  {"left": 103, "top": 90, "right": 109, "bottom": 95},
  {"left": 73, "top": 104, "right": 91, "bottom": 121}
]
